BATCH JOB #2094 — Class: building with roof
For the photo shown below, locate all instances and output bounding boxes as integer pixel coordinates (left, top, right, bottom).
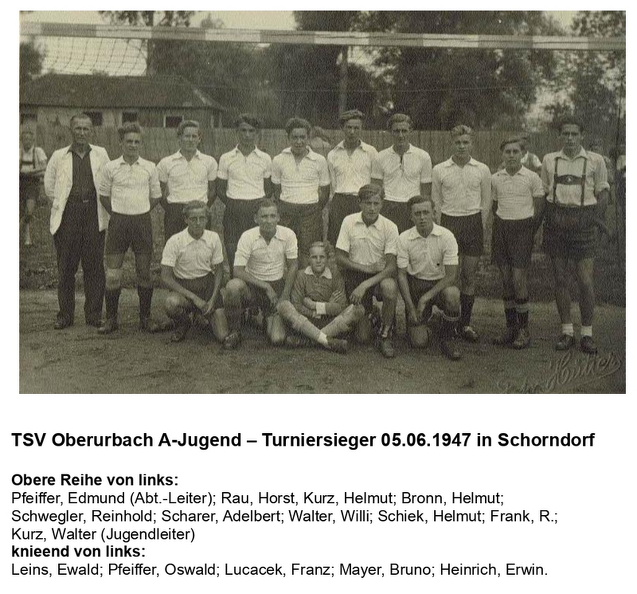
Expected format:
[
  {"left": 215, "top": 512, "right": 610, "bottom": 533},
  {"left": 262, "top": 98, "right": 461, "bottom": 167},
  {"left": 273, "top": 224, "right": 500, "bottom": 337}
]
[{"left": 20, "top": 73, "right": 226, "bottom": 129}]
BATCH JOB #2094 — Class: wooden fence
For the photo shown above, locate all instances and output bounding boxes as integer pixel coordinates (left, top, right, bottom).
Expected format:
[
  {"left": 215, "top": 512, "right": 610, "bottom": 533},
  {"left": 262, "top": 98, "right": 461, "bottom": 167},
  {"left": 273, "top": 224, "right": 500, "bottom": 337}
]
[{"left": 31, "top": 125, "right": 563, "bottom": 171}]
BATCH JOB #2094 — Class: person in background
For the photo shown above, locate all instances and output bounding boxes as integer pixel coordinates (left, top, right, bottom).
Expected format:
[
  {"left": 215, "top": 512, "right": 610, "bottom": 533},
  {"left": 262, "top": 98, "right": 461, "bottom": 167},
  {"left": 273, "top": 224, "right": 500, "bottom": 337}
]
[{"left": 20, "top": 127, "right": 47, "bottom": 247}]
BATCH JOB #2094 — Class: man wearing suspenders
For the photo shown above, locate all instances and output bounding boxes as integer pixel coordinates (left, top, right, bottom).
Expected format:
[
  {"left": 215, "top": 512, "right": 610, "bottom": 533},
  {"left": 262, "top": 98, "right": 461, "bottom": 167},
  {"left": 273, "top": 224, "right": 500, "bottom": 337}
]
[{"left": 541, "top": 117, "right": 609, "bottom": 355}]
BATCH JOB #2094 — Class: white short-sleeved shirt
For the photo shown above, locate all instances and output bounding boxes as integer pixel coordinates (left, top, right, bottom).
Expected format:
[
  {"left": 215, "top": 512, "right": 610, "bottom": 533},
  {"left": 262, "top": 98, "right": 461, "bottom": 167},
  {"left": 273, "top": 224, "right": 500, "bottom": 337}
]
[
  {"left": 217, "top": 146, "right": 272, "bottom": 200},
  {"left": 161, "top": 228, "right": 224, "bottom": 280},
  {"left": 20, "top": 146, "right": 47, "bottom": 173},
  {"left": 156, "top": 150, "right": 217, "bottom": 204},
  {"left": 397, "top": 224, "right": 459, "bottom": 281},
  {"left": 371, "top": 144, "right": 432, "bottom": 203},
  {"left": 327, "top": 141, "right": 378, "bottom": 194},
  {"left": 541, "top": 148, "right": 609, "bottom": 207},
  {"left": 99, "top": 156, "right": 161, "bottom": 215},
  {"left": 431, "top": 157, "right": 492, "bottom": 217},
  {"left": 234, "top": 226, "right": 298, "bottom": 282},
  {"left": 271, "top": 148, "right": 330, "bottom": 205},
  {"left": 336, "top": 212, "right": 399, "bottom": 266},
  {"left": 491, "top": 167, "right": 545, "bottom": 220}
]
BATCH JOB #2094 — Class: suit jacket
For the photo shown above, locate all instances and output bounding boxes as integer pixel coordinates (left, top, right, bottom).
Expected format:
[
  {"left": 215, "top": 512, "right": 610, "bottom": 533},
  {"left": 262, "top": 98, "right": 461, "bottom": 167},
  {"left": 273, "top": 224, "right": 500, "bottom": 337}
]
[{"left": 44, "top": 144, "right": 111, "bottom": 235}]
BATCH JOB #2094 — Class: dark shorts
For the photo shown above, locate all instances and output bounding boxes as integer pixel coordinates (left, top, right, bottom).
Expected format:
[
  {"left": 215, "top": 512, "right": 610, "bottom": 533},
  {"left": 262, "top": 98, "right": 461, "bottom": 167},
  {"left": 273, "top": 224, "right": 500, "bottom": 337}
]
[
  {"left": 441, "top": 212, "right": 483, "bottom": 257},
  {"left": 223, "top": 197, "right": 263, "bottom": 247},
  {"left": 381, "top": 200, "right": 412, "bottom": 234},
  {"left": 406, "top": 275, "right": 449, "bottom": 322},
  {"left": 543, "top": 204, "right": 597, "bottom": 261},
  {"left": 174, "top": 273, "right": 222, "bottom": 309},
  {"left": 278, "top": 200, "right": 323, "bottom": 258},
  {"left": 20, "top": 175, "right": 40, "bottom": 204},
  {"left": 328, "top": 193, "right": 359, "bottom": 245},
  {"left": 241, "top": 278, "right": 286, "bottom": 316},
  {"left": 105, "top": 212, "right": 153, "bottom": 255},
  {"left": 492, "top": 216, "right": 535, "bottom": 268},
  {"left": 343, "top": 270, "right": 385, "bottom": 312}
]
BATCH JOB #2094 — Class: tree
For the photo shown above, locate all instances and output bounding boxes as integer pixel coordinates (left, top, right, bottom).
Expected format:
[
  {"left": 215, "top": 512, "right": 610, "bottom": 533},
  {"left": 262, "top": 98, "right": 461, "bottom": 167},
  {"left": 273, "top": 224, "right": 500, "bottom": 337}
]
[
  {"left": 20, "top": 41, "right": 45, "bottom": 85},
  {"left": 356, "top": 11, "right": 562, "bottom": 130},
  {"left": 544, "top": 11, "right": 625, "bottom": 143}
]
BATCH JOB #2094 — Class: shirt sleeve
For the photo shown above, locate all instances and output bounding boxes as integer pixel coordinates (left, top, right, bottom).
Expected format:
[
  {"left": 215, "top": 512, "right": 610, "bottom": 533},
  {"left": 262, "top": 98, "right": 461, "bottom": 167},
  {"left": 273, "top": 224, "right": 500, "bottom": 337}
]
[
  {"left": 335, "top": 219, "right": 351, "bottom": 253},
  {"left": 233, "top": 233, "right": 251, "bottom": 268},
  {"left": 540, "top": 156, "right": 551, "bottom": 194},
  {"left": 420, "top": 152, "right": 433, "bottom": 184},
  {"left": 530, "top": 172, "right": 545, "bottom": 198},
  {"left": 431, "top": 166, "right": 442, "bottom": 214},
  {"left": 211, "top": 234, "right": 224, "bottom": 266},
  {"left": 98, "top": 163, "right": 113, "bottom": 197},
  {"left": 43, "top": 151, "right": 59, "bottom": 199},
  {"left": 593, "top": 155, "right": 610, "bottom": 194},
  {"left": 491, "top": 175, "right": 499, "bottom": 202},
  {"left": 149, "top": 165, "right": 162, "bottom": 199},
  {"left": 480, "top": 164, "right": 492, "bottom": 212},
  {"left": 156, "top": 158, "right": 169, "bottom": 183},
  {"left": 207, "top": 157, "right": 218, "bottom": 182},
  {"left": 371, "top": 153, "right": 383, "bottom": 180},
  {"left": 442, "top": 232, "right": 459, "bottom": 266},
  {"left": 35, "top": 147, "right": 48, "bottom": 167},
  {"left": 161, "top": 236, "right": 179, "bottom": 267},
  {"left": 396, "top": 234, "right": 409, "bottom": 270},
  {"left": 290, "top": 274, "right": 307, "bottom": 308},
  {"left": 284, "top": 229, "right": 298, "bottom": 260},
  {"left": 384, "top": 222, "right": 399, "bottom": 256},
  {"left": 328, "top": 273, "right": 348, "bottom": 308},
  {"left": 263, "top": 154, "right": 272, "bottom": 180},
  {"left": 318, "top": 156, "right": 330, "bottom": 186},
  {"left": 217, "top": 154, "right": 229, "bottom": 181},
  {"left": 271, "top": 155, "right": 282, "bottom": 185}
]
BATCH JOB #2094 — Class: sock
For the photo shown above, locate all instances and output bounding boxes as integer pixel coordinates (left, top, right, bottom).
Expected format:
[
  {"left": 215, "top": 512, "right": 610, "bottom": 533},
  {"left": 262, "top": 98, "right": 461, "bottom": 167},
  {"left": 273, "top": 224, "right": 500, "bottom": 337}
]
[
  {"left": 459, "top": 293, "right": 475, "bottom": 328},
  {"left": 581, "top": 326, "right": 593, "bottom": 338},
  {"left": 104, "top": 288, "right": 121, "bottom": 320},
  {"left": 503, "top": 296, "right": 516, "bottom": 327},
  {"left": 562, "top": 323, "right": 574, "bottom": 337},
  {"left": 137, "top": 286, "right": 153, "bottom": 320},
  {"left": 515, "top": 298, "right": 529, "bottom": 329}
]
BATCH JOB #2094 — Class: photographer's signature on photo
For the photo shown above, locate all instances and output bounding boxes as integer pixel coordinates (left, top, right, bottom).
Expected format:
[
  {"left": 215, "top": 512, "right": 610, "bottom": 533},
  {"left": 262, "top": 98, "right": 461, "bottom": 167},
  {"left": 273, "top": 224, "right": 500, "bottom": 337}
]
[{"left": 497, "top": 350, "right": 623, "bottom": 393}]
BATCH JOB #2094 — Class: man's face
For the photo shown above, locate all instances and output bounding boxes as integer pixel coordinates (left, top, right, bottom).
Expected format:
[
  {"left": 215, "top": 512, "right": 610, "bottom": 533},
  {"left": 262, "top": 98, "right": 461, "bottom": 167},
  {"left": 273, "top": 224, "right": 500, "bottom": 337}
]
[
  {"left": 237, "top": 122, "right": 258, "bottom": 146},
  {"left": 289, "top": 128, "right": 309, "bottom": 155},
  {"left": 502, "top": 142, "right": 523, "bottom": 169},
  {"left": 343, "top": 118, "right": 363, "bottom": 143},
  {"left": 121, "top": 132, "right": 142, "bottom": 160},
  {"left": 185, "top": 207, "right": 208, "bottom": 238},
  {"left": 308, "top": 246, "right": 327, "bottom": 275},
  {"left": 70, "top": 117, "right": 93, "bottom": 147},
  {"left": 391, "top": 121, "right": 411, "bottom": 148},
  {"left": 560, "top": 124, "right": 583, "bottom": 152},
  {"left": 21, "top": 131, "right": 34, "bottom": 149},
  {"left": 453, "top": 134, "right": 473, "bottom": 158},
  {"left": 360, "top": 193, "right": 383, "bottom": 223},
  {"left": 255, "top": 206, "right": 280, "bottom": 234},
  {"left": 178, "top": 126, "right": 201, "bottom": 153},
  {"left": 411, "top": 201, "right": 435, "bottom": 234}
]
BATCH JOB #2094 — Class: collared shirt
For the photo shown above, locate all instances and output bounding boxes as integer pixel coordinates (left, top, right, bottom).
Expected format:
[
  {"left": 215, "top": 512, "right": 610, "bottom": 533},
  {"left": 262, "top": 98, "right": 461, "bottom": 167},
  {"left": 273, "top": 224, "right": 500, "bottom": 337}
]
[
  {"left": 541, "top": 148, "right": 609, "bottom": 207},
  {"left": 432, "top": 157, "right": 492, "bottom": 217},
  {"left": 371, "top": 144, "right": 432, "bottom": 203},
  {"left": 336, "top": 212, "right": 399, "bottom": 266},
  {"left": 156, "top": 150, "right": 217, "bottom": 204},
  {"left": 99, "top": 156, "right": 162, "bottom": 215},
  {"left": 290, "top": 266, "right": 347, "bottom": 312},
  {"left": 271, "top": 148, "right": 330, "bottom": 205},
  {"left": 161, "top": 228, "right": 224, "bottom": 280},
  {"left": 67, "top": 146, "right": 97, "bottom": 203},
  {"left": 397, "top": 223, "right": 459, "bottom": 281},
  {"left": 234, "top": 225, "right": 298, "bottom": 281},
  {"left": 491, "top": 166, "right": 544, "bottom": 220},
  {"left": 327, "top": 140, "right": 378, "bottom": 194},
  {"left": 218, "top": 146, "right": 272, "bottom": 200},
  {"left": 20, "top": 146, "right": 47, "bottom": 173}
]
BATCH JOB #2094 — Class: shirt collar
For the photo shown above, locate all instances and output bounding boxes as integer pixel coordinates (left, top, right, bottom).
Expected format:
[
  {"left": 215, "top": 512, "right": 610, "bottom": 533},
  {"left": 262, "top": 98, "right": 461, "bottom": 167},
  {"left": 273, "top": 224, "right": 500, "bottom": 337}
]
[
  {"left": 444, "top": 156, "right": 479, "bottom": 167},
  {"left": 558, "top": 147, "right": 588, "bottom": 160},
  {"left": 335, "top": 140, "right": 369, "bottom": 152},
  {"left": 303, "top": 266, "right": 332, "bottom": 279},
  {"left": 67, "top": 144, "right": 93, "bottom": 156},
  {"left": 116, "top": 155, "right": 140, "bottom": 166},
  {"left": 407, "top": 223, "right": 442, "bottom": 239},
  {"left": 258, "top": 226, "right": 285, "bottom": 242},
  {"left": 233, "top": 145, "right": 263, "bottom": 157},
  {"left": 392, "top": 143, "right": 413, "bottom": 155},
  {"left": 354, "top": 211, "right": 381, "bottom": 228},
  {"left": 282, "top": 147, "right": 319, "bottom": 161},
  {"left": 174, "top": 149, "right": 201, "bottom": 160}
]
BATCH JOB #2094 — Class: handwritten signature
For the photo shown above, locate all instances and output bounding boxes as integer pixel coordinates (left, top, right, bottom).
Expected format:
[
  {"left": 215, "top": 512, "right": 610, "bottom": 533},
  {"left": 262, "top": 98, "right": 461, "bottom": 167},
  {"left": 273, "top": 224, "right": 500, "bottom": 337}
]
[{"left": 497, "top": 350, "right": 624, "bottom": 394}]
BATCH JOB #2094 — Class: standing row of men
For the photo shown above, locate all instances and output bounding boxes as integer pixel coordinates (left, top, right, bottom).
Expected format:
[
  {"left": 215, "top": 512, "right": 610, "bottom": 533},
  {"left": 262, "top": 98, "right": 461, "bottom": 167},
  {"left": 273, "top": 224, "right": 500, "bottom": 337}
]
[{"left": 42, "top": 110, "right": 609, "bottom": 357}]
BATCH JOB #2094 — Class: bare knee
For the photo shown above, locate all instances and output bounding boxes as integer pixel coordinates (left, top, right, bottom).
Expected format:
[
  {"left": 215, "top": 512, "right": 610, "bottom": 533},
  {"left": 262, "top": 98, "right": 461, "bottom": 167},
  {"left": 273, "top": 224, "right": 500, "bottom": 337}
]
[
  {"left": 380, "top": 278, "right": 398, "bottom": 301},
  {"left": 224, "top": 278, "right": 246, "bottom": 303},
  {"left": 441, "top": 286, "right": 460, "bottom": 315},
  {"left": 165, "top": 293, "right": 188, "bottom": 317}
]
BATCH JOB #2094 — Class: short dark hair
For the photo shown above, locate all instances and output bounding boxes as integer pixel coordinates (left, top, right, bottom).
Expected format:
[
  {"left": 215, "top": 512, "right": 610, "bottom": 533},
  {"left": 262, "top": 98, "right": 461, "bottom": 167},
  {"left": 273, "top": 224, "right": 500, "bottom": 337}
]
[
  {"left": 234, "top": 113, "right": 262, "bottom": 129},
  {"left": 177, "top": 120, "right": 201, "bottom": 136},
  {"left": 70, "top": 113, "right": 93, "bottom": 127},
  {"left": 450, "top": 124, "right": 473, "bottom": 137},
  {"left": 256, "top": 198, "right": 279, "bottom": 213},
  {"left": 182, "top": 200, "right": 208, "bottom": 217},
  {"left": 339, "top": 109, "right": 365, "bottom": 126},
  {"left": 557, "top": 116, "right": 584, "bottom": 134},
  {"left": 118, "top": 121, "right": 142, "bottom": 140},
  {"left": 499, "top": 137, "right": 523, "bottom": 151},
  {"left": 407, "top": 195, "right": 435, "bottom": 211},
  {"left": 285, "top": 117, "right": 312, "bottom": 136},
  {"left": 358, "top": 183, "right": 384, "bottom": 202},
  {"left": 387, "top": 113, "right": 412, "bottom": 130}
]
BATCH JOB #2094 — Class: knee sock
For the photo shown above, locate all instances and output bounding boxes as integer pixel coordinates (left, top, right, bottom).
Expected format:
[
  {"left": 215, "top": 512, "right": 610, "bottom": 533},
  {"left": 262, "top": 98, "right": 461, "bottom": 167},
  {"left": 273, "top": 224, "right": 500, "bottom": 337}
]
[
  {"left": 459, "top": 293, "right": 475, "bottom": 328},
  {"left": 515, "top": 298, "right": 529, "bottom": 329},
  {"left": 104, "top": 288, "right": 121, "bottom": 320},
  {"left": 503, "top": 295, "right": 516, "bottom": 327},
  {"left": 138, "top": 286, "right": 153, "bottom": 321}
]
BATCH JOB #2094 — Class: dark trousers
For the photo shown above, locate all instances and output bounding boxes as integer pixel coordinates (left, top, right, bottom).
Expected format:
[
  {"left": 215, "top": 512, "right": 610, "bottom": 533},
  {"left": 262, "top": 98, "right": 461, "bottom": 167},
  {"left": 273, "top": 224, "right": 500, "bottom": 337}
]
[
  {"left": 53, "top": 202, "right": 105, "bottom": 323},
  {"left": 223, "top": 197, "right": 262, "bottom": 270},
  {"left": 278, "top": 201, "right": 323, "bottom": 263},
  {"left": 381, "top": 200, "right": 412, "bottom": 233},
  {"left": 328, "top": 193, "right": 359, "bottom": 246},
  {"left": 163, "top": 203, "right": 188, "bottom": 242}
]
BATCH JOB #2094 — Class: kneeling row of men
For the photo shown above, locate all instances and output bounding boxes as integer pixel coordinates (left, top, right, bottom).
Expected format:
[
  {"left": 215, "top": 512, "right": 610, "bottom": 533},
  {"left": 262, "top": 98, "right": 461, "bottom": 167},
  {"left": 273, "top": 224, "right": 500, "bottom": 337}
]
[{"left": 132, "top": 187, "right": 465, "bottom": 360}]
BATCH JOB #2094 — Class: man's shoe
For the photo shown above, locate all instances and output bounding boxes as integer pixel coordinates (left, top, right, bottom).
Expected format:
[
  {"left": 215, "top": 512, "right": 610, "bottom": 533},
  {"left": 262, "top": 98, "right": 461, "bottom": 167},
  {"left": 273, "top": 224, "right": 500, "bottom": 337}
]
[
  {"left": 459, "top": 325, "right": 480, "bottom": 343},
  {"left": 97, "top": 318, "right": 118, "bottom": 335},
  {"left": 512, "top": 328, "right": 531, "bottom": 350},
  {"left": 54, "top": 318, "right": 73, "bottom": 330},
  {"left": 170, "top": 320, "right": 191, "bottom": 343},
  {"left": 222, "top": 331, "right": 242, "bottom": 350},
  {"left": 580, "top": 336, "right": 598, "bottom": 355},
  {"left": 555, "top": 334, "right": 575, "bottom": 351},
  {"left": 440, "top": 338, "right": 462, "bottom": 361},
  {"left": 378, "top": 337, "right": 396, "bottom": 359},
  {"left": 284, "top": 334, "right": 312, "bottom": 348},
  {"left": 493, "top": 326, "right": 517, "bottom": 346},
  {"left": 326, "top": 337, "right": 348, "bottom": 354}
]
